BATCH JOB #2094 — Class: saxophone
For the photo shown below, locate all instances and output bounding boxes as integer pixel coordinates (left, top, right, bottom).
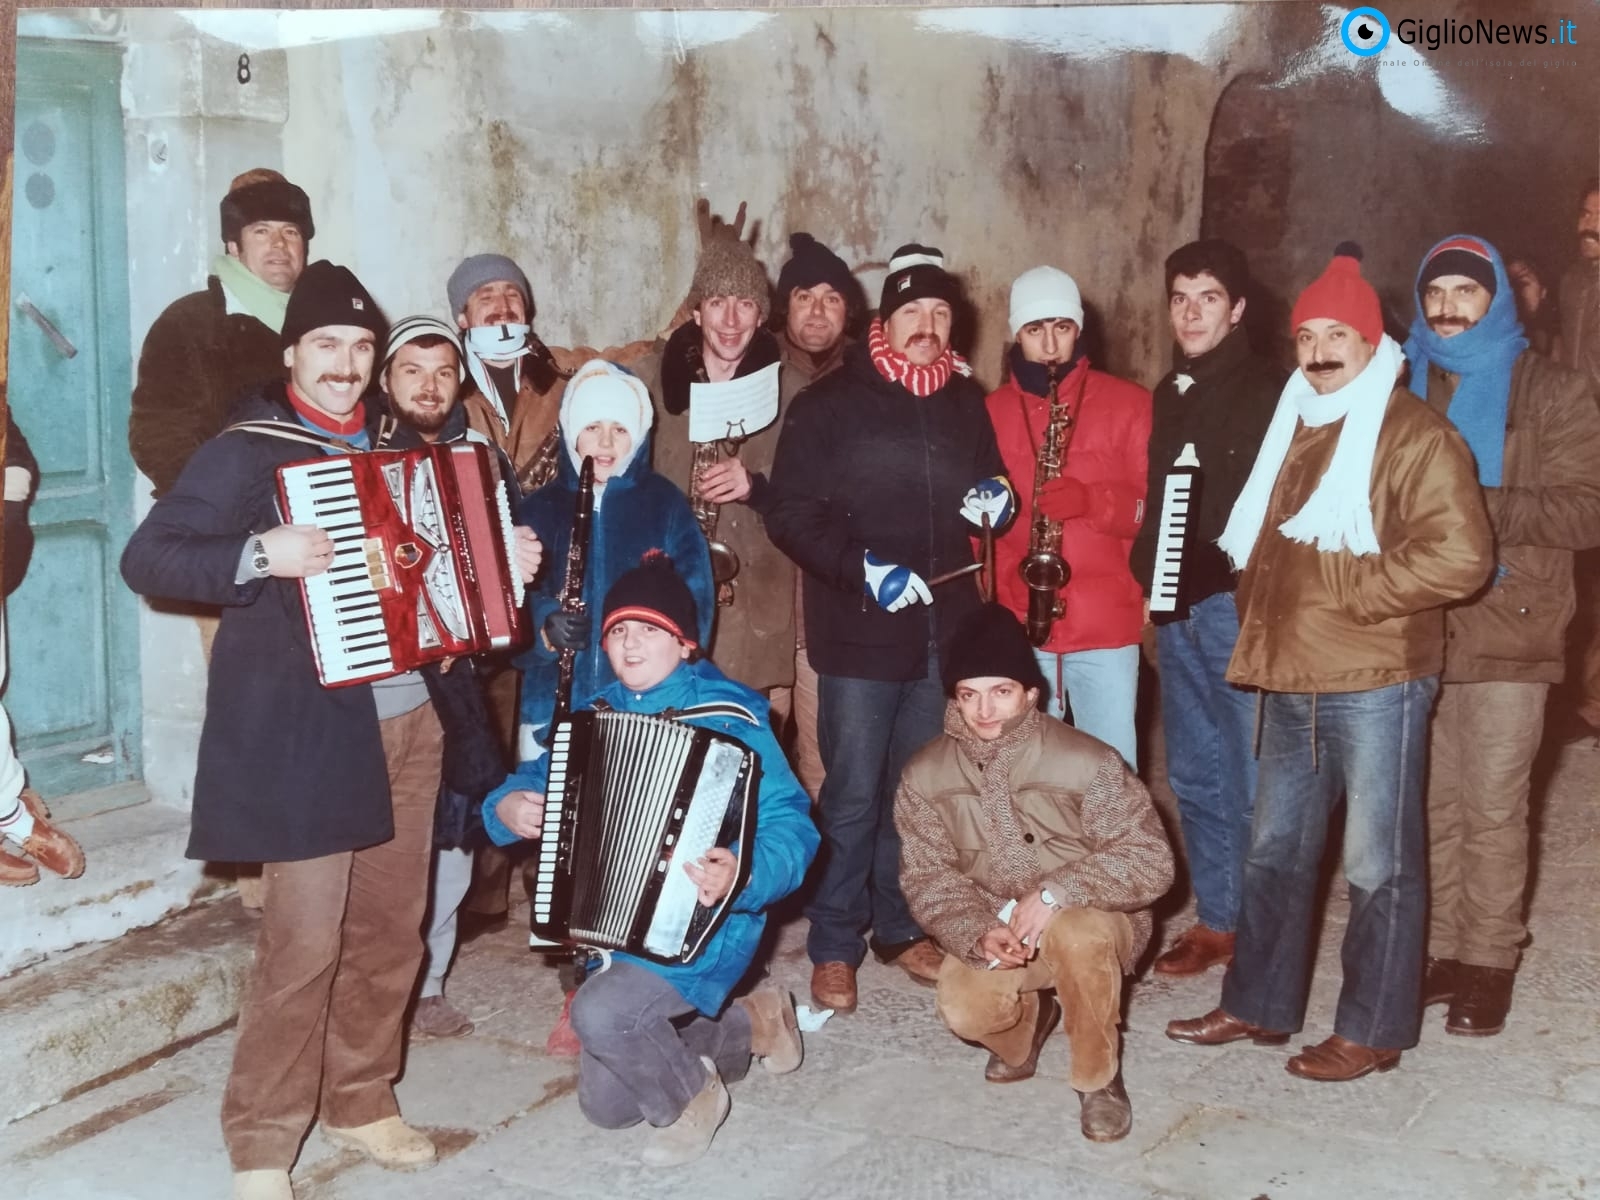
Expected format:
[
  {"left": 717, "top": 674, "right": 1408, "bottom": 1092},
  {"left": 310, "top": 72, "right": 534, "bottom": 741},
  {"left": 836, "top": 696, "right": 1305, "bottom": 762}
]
[
  {"left": 689, "top": 436, "right": 741, "bottom": 607},
  {"left": 1018, "top": 363, "right": 1078, "bottom": 647}
]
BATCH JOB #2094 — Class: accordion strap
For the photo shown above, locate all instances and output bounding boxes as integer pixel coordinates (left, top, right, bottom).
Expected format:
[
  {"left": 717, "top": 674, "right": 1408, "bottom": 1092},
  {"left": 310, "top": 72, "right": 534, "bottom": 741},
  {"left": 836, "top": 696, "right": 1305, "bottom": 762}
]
[
  {"left": 588, "top": 699, "right": 761, "bottom": 726},
  {"left": 222, "top": 419, "right": 361, "bottom": 455}
]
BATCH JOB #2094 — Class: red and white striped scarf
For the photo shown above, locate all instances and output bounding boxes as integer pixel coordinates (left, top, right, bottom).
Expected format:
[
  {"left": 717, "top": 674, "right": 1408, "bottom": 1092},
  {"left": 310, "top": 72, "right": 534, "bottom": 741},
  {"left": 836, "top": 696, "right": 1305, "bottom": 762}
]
[{"left": 867, "top": 317, "right": 970, "bottom": 397}]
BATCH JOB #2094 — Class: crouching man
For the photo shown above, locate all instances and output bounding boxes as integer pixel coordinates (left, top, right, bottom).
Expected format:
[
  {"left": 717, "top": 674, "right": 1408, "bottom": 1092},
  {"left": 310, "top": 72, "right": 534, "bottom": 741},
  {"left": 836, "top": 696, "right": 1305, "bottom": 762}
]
[
  {"left": 894, "top": 602, "right": 1174, "bottom": 1142},
  {"left": 483, "top": 552, "right": 819, "bottom": 1166}
]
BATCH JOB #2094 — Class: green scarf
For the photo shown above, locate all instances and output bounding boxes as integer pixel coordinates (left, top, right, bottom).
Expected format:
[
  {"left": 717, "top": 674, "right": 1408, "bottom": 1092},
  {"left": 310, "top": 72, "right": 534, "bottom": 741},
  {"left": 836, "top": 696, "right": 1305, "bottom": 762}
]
[{"left": 212, "top": 253, "right": 290, "bottom": 333}]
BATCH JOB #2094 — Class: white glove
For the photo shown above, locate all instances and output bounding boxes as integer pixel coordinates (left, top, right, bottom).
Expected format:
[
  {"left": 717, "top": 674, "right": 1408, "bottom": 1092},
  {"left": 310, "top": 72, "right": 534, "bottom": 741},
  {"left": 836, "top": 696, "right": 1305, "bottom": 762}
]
[
  {"left": 960, "top": 477, "right": 1015, "bottom": 528},
  {"left": 863, "top": 551, "right": 932, "bottom": 613}
]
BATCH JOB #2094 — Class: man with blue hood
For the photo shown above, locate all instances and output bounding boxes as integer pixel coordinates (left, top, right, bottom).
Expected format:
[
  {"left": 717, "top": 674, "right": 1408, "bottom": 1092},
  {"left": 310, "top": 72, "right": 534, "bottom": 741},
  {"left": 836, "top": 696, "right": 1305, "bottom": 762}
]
[{"left": 1404, "top": 236, "right": 1600, "bottom": 1038}]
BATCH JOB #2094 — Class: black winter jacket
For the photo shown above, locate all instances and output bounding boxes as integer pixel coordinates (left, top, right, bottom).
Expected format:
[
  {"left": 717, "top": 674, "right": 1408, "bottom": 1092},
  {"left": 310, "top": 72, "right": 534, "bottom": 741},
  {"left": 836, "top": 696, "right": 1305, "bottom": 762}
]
[{"left": 765, "top": 341, "right": 1006, "bottom": 681}]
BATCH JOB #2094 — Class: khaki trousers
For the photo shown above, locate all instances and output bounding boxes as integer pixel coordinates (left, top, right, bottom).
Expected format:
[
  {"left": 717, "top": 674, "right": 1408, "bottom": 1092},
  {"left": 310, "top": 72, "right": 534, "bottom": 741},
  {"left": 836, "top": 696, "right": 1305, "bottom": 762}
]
[
  {"left": 934, "top": 907, "right": 1131, "bottom": 1093},
  {"left": 221, "top": 702, "right": 443, "bottom": 1170},
  {"left": 1426, "top": 679, "right": 1548, "bottom": 970},
  {"left": 789, "top": 643, "right": 825, "bottom": 802}
]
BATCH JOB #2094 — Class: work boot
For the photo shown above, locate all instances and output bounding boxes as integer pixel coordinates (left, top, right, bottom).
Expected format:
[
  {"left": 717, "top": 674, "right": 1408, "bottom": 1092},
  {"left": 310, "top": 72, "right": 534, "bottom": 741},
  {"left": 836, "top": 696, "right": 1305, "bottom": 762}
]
[
  {"left": 1152, "top": 925, "right": 1234, "bottom": 975},
  {"left": 640, "top": 1056, "right": 730, "bottom": 1167},
  {"left": 736, "top": 989, "right": 802, "bottom": 1074},
  {"left": 1446, "top": 964, "right": 1516, "bottom": 1037},
  {"left": 1076, "top": 1071, "right": 1133, "bottom": 1142},
  {"left": 810, "top": 961, "right": 858, "bottom": 1014},
  {"left": 0, "top": 843, "right": 38, "bottom": 886},
  {"left": 14, "top": 790, "right": 85, "bottom": 879},
  {"left": 232, "top": 1169, "right": 293, "bottom": 1199},
  {"left": 874, "top": 936, "right": 944, "bottom": 986},
  {"left": 322, "top": 1116, "right": 437, "bottom": 1170},
  {"left": 411, "top": 995, "right": 474, "bottom": 1039},
  {"left": 984, "top": 995, "right": 1061, "bottom": 1084},
  {"left": 1422, "top": 956, "right": 1460, "bottom": 1007}
]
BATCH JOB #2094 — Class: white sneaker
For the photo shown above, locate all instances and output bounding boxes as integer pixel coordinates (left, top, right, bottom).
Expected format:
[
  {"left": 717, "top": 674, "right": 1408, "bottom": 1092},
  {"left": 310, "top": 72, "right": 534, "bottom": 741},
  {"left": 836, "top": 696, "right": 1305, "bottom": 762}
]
[
  {"left": 322, "top": 1115, "right": 437, "bottom": 1171},
  {"left": 640, "top": 1057, "right": 730, "bottom": 1167},
  {"left": 232, "top": 1169, "right": 293, "bottom": 1199}
]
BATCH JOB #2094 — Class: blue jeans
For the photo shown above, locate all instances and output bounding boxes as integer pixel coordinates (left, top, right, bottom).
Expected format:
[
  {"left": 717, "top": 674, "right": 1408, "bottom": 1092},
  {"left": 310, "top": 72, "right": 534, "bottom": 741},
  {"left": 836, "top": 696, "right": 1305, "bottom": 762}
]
[
  {"left": 1221, "top": 677, "right": 1437, "bottom": 1050},
  {"left": 1032, "top": 643, "right": 1140, "bottom": 768},
  {"left": 807, "top": 653, "right": 946, "bottom": 966},
  {"left": 1154, "top": 592, "right": 1259, "bottom": 932}
]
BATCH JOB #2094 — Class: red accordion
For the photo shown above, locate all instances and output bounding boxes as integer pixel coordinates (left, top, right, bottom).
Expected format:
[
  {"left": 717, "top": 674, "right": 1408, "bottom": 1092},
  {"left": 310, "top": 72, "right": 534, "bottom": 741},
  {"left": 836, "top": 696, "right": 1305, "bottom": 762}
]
[{"left": 276, "top": 442, "right": 528, "bottom": 687}]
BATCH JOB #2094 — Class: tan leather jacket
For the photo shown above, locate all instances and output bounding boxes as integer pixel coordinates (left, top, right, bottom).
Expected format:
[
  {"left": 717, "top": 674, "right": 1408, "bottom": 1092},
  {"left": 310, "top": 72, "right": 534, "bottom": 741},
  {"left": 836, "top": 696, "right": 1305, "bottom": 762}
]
[
  {"left": 1423, "top": 355, "right": 1600, "bottom": 683},
  {"left": 1227, "top": 387, "right": 1495, "bottom": 694}
]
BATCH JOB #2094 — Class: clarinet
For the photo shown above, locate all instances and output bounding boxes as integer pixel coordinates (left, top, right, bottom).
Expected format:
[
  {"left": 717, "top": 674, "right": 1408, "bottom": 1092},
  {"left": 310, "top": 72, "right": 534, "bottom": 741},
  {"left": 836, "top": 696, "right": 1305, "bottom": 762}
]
[{"left": 552, "top": 456, "right": 596, "bottom": 725}]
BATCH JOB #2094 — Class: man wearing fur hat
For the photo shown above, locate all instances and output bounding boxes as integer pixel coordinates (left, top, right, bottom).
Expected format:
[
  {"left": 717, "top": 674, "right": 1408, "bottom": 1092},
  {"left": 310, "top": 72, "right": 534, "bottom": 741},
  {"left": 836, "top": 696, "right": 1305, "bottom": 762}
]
[
  {"left": 485, "top": 551, "right": 818, "bottom": 1167},
  {"left": 983, "top": 264, "right": 1151, "bottom": 768},
  {"left": 447, "top": 254, "right": 655, "bottom": 493},
  {"left": 130, "top": 168, "right": 315, "bottom": 499},
  {"left": 896, "top": 602, "right": 1171, "bottom": 1140},
  {"left": 122, "top": 263, "right": 541, "bottom": 1200},
  {"left": 1168, "top": 245, "right": 1493, "bottom": 1082},
  {"left": 766, "top": 243, "right": 1016, "bottom": 1014},
  {"left": 641, "top": 238, "right": 808, "bottom": 701},
  {"left": 1402, "top": 236, "right": 1600, "bottom": 1037}
]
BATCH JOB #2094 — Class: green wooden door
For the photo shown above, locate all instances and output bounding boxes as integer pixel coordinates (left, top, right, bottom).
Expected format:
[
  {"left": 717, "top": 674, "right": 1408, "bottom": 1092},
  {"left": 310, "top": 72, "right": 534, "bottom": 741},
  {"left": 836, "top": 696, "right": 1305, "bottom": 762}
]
[{"left": 6, "top": 40, "right": 140, "bottom": 809}]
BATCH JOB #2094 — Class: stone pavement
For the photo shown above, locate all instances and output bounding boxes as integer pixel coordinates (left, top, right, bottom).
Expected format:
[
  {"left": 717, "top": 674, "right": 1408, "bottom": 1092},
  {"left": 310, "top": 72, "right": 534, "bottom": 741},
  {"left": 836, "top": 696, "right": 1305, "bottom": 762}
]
[{"left": 3, "top": 739, "right": 1598, "bottom": 1199}]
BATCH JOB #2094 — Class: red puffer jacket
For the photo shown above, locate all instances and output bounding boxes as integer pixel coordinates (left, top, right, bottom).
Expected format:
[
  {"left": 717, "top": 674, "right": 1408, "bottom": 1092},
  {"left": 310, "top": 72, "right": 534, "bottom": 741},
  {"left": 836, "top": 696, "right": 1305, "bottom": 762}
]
[{"left": 983, "top": 357, "right": 1152, "bottom": 655}]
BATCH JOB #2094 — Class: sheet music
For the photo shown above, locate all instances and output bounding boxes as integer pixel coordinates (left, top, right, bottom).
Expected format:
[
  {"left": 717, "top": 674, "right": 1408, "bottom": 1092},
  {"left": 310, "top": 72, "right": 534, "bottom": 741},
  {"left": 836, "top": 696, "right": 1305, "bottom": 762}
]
[{"left": 688, "top": 362, "right": 780, "bottom": 443}]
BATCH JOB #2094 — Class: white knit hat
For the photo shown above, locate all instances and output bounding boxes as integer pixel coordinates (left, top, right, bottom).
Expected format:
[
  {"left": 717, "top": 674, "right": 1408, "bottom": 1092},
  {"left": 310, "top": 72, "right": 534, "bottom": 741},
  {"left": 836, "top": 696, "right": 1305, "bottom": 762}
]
[
  {"left": 1008, "top": 266, "right": 1084, "bottom": 337},
  {"left": 560, "top": 360, "right": 654, "bottom": 477}
]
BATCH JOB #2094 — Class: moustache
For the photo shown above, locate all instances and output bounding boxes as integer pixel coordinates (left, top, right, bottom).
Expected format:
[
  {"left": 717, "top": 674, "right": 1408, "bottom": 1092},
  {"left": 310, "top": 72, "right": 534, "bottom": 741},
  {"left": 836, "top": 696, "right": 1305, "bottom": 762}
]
[
  {"left": 318, "top": 373, "right": 364, "bottom": 385},
  {"left": 1306, "top": 360, "right": 1345, "bottom": 373},
  {"left": 1428, "top": 317, "right": 1472, "bottom": 332},
  {"left": 1582, "top": 231, "right": 1600, "bottom": 243}
]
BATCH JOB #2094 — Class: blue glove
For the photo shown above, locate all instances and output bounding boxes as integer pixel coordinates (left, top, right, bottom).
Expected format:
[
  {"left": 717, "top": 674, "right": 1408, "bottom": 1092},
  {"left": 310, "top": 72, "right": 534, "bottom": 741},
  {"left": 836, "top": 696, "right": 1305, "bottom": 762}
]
[
  {"left": 863, "top": 551, "right": 932, "bottom": 613},
  {"left": 960, "top": 476, "right": 1015, "bottom": 529}
]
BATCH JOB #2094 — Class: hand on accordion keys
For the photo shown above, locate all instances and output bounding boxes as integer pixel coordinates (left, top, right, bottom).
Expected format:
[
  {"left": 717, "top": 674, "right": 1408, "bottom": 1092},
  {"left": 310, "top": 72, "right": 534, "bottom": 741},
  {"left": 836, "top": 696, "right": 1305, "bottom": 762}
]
[
  {"left": 258, "top": 523, "right": 336, "bottom": 578},
  {"left": 494, "top": 790, "right": 546, "bottom": 841},
  {"left": 681, "top": 847, "right": 739, "bottom": 906},
  {"left": 513, "top": 526, "right": 543, "bottom": 584}
]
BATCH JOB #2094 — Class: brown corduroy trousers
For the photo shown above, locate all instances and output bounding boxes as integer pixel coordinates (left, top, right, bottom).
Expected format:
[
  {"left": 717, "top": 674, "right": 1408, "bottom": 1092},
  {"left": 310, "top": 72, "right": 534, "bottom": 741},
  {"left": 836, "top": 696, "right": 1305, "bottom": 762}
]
[{"left": 221, "top": 702, "right": 442, "bottom": 1170}]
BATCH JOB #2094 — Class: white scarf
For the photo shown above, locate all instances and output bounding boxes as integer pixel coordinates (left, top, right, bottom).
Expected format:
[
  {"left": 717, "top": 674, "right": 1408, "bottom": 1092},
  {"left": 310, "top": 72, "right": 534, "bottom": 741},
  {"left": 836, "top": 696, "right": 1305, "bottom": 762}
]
[
  {"left": 1217, "top": 333, "right": 1404, "bottom": 569},
  {"left": 462, "top": 323, "right": 532, "bottom": 432}
]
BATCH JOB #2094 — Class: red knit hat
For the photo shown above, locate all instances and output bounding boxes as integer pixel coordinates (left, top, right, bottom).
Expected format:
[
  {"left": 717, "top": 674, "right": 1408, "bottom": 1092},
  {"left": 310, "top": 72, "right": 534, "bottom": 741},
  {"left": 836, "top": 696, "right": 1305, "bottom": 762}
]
[{"left": 1290, "top": 242, "right": 1384, "bottom": 345}]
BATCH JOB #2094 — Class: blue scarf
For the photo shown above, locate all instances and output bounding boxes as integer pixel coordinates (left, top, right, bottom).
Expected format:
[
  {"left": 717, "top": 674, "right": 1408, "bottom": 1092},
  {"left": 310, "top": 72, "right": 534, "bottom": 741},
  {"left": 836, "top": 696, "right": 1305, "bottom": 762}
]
[{"left": 1402, "top": 235, "right": 1526, "bottom": 486}]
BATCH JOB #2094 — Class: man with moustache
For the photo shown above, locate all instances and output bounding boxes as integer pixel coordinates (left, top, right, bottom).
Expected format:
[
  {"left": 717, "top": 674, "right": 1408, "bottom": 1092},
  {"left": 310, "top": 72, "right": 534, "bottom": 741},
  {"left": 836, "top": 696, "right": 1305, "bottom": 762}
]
[
  {"left": 766, "top": 243, "right": 1015, "bottom": 1013},
  {"left": 121, "top": 264, "right": 541, "bottom": 1200},
  {"left": 1166, "top": 244, "right": 1493, "bottom": 1082},
  {"left": 1130, "top": 240, "right": 1284, "bottom": 978},
  {"left": 1403, "top": 237, "right": 1600, "bottom": 1036},
  {"left": 983, "top": 265, "right": 1151, "bottom": 769},
  {"left": 130, "top": 169, "right": 315, "bottom": 499}
]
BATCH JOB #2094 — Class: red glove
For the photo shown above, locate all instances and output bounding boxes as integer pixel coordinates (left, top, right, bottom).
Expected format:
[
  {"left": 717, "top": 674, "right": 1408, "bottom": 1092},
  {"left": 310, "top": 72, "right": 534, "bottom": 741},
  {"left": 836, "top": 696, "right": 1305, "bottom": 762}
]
[{"left": 1037, "top": 475, "right": 1089, "bottom": 521}]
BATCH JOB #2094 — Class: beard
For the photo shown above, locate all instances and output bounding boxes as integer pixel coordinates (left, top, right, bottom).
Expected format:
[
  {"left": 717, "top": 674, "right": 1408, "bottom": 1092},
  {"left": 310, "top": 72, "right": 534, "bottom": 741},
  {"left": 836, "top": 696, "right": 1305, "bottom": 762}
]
[{"left": 396, "top": 398, "right": 450, "bottom": 433}]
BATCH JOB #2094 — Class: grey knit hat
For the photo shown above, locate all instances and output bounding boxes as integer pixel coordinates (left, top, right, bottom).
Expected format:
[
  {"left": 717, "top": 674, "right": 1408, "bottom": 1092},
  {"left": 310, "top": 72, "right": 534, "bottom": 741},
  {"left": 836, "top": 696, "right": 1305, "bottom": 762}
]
[
  {"left": 689, "top": 240, "right": 771, "bottom": 323},
  {"left": 447, "top": 254, "right": 532, "bottom": 322}
]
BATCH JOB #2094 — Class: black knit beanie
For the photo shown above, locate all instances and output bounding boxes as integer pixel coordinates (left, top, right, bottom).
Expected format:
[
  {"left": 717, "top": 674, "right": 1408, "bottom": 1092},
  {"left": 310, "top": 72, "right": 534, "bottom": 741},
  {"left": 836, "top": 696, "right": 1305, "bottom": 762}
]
[
  {"left": 879, "top": 243, "right": 959, "bottom": 321},
  {"left": 281, "top": 260, "right": 387, "bottom": 349},
  {"left": 942, "top": 602, "right": 1049, "bottom": 696},
  {"left": 602, "top": 550, "right": 701, "bottom": 649},
  {"left": 1419, "top": 237, "right": 1497, "bottom": 300},
  {"left": 776, "top": 232, "right": 855, "bottom": 304}
]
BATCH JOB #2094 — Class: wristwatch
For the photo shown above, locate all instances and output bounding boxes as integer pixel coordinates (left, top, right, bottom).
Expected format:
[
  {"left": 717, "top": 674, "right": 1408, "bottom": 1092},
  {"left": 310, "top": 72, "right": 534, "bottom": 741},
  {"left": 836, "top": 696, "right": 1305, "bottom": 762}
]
[
  {"left": 1039, "top": 887, "right": 1062, "bottom": 910},
  {"left": 250, "top": 536, "right": 271, "bottom": 578}
]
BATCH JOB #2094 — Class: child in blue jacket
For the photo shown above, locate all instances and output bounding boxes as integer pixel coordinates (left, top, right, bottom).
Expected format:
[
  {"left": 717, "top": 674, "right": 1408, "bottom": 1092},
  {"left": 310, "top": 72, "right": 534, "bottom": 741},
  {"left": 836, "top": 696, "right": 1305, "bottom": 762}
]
[{"left": 485, "top": 552, "right": 818, "bottom": 1166}]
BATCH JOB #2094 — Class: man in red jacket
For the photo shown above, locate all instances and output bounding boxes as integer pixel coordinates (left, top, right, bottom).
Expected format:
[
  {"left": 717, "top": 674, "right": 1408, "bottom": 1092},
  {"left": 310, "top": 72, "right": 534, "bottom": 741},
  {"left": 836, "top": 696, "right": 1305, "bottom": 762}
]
[{"left": 983, "top": 267, "right": 1152, "bottom": 766}]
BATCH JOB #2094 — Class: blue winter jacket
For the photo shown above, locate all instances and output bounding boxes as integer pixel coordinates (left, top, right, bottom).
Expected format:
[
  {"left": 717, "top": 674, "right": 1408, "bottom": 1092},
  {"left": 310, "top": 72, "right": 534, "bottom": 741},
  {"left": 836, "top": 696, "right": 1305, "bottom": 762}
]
[
  {"left": 483, "top": 657, "right": 819, "bottom": 1015},
  {"left": 514, "top": 435, "right": 714, "bottom": 751}
]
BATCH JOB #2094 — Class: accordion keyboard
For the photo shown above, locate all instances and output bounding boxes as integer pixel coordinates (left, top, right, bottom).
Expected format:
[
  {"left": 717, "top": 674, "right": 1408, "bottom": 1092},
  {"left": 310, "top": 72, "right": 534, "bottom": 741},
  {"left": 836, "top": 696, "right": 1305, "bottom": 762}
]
[
  {"left": 280, "top": 457, "right": 396, "bottom": 683},
  {"left": 1149, "top": 443, "right": 1200, "bottom": 615}
]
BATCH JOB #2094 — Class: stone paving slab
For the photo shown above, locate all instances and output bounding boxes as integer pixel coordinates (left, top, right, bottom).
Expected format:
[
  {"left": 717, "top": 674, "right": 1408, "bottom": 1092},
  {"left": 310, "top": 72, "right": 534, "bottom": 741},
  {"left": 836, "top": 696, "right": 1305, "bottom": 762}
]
[{"left": 1407, "top": 1088, "right": 1600, "bottom": 1185}]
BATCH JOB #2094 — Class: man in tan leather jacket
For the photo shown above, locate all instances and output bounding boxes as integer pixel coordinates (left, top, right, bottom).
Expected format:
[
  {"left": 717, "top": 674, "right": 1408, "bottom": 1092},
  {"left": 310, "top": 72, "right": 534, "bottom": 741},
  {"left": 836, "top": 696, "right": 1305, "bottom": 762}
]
[
  {"left": 1168, "top": 245, "right": 1494, "bottom": 1083},
  {"left": 895, "top": 602, "right": 1173, "bottom": 1142}
]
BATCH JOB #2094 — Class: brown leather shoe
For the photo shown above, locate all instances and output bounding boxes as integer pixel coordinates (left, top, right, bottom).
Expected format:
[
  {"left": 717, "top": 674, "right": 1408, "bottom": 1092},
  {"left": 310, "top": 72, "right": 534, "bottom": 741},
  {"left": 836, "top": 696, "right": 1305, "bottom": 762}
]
[
  {"left": 1166, "top": 1007, "right": 1289, "bottom": 1046},
  {"left": 883, "top": 937, "right": 944, "bottom": 987},
  {"left": 810, "top": 961, "right": 858, "bottom": 1015},
  {"left": 1422, "top": 956, "right": 1460, "bottom": 1007},
  {"left": 0, "top": 843, "right": 39, "bottom": 887},
  {"left": 736, "top": 989, "right": 803, "bottom": 1074},
  {"left": 1152, "top": 924, "right": 1235, "bottom": 976},
  {"left": 1076, "top": 1071, "right": 1133, "bottom": 1142},
  {"left": 1446, "top": 964, "right": 1515, "bottom": 1037},
  {"left": 1285, "top": 1034, "right": 1400, "bottom": 1081},
  {"left": 16, "top": 790, "right": 85, "bottom": 879},
  {"left": 984, "top": 995, "right": 1060, "bottom": 1084}
]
